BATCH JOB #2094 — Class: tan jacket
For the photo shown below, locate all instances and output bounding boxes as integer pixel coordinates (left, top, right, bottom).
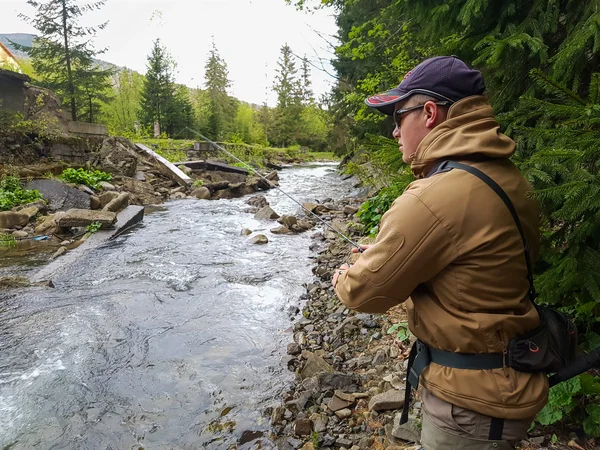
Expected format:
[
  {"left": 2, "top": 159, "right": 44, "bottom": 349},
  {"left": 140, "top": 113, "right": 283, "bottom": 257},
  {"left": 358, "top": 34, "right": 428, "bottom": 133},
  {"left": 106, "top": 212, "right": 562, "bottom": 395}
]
[{"left": 334, "top": 95, "right": 548, "bottom": 419}]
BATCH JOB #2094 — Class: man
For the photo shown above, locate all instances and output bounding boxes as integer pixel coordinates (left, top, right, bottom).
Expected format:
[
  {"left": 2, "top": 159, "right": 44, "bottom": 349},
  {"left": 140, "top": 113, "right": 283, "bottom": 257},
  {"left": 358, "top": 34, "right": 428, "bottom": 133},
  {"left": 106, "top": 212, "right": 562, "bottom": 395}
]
[{"left": 331, "top": 56, "right": 548, "bottom": 449}]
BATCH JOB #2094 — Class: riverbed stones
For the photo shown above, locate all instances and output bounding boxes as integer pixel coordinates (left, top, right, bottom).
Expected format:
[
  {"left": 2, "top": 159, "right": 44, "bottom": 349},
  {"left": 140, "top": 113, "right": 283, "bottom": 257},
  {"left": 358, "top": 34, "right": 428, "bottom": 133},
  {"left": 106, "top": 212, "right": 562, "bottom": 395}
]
[
  {"left": 93, "top": 137, "right": 139, "bottom": 177},
  {"left": 246, "top": 195, "right": 268, "bottom": 209},
  {"left": 327, "top": 392, "right": 354, "bottom": 412},
  {"left": 12, "top": 230, "right": 28, "bottom": 238},
  {"left": 103, "top": 192, "right": 130, "bottom": 213},
  {"left": 57, "top": 209, "right": 117, "bottom": 228},
  {"left": 27, "top": 179, "right": 91, "bottom": 211},
  {"left": 299, "top": 351, "right": 333, "bottom": 379},
  {"left": 391, "top": 416, "right": 421, "bottom": 443},
  {"left": 255, "top": 206, "right": 280, "bottom": 220},
  {"left": 343, "top": 205, "right": 360, "bottom": 215},
  {"left": 368, "top": 389, "right": 405, "bottom": 412},
  {"left": 191, "top": 186, "right": 211, "bottom": 200},
  {"left": 98, "top": 181, "right": 116, "bottom": 191},
  {"left": 293, "top": 418, "right": 313, "bottom": 436},
  {"left": 271, "top": 225, "right": 291, "bottom": 234},
  {"left": 0, "top": 211, "right": 30, "bottom": 228},
  {"left": 52, "top": 246, "right": 67, "bottom": 259},
  {"left": 250, "top": 234, "right": 268, "bottom": 245},
  {"left": 287, "top": 343, "right": 301, "bottom": 355},
  {"left": 303, "top": 202, "right": 330, "bottom": 215}
]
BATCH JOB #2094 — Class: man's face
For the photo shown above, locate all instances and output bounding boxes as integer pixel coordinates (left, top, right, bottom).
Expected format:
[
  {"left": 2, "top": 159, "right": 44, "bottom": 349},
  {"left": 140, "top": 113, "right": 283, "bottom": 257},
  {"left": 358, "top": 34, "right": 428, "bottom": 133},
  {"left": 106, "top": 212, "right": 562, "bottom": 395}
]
[{"left": 392, "top": 99, "right": 447, "bottom": 164}]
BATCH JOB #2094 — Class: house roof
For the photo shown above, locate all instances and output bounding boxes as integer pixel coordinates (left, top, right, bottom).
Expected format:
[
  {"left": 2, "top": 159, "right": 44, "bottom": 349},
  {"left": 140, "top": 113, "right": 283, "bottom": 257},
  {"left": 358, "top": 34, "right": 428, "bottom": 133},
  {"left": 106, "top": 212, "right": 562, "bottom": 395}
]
[
  {"left": 0, "top": 67, "right": 30, "bottom": 83},
  {"left": 0, "top": 41, "right": 19, "bottom": 63}
]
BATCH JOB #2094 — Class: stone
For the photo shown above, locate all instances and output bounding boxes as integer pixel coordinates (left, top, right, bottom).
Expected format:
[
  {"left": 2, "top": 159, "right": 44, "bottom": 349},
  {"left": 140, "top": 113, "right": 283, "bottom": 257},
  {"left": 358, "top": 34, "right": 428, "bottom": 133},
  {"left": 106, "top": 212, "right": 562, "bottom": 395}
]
[
  {"left": 300, "top": 443, "right": 315, "bottom": 450},
  {"left": 391, "top": 416, "right": 421, "bottom": 443},
  {"left": 293, "top": 418, "right": 313, "bottom": 436},
  {"left": 170, "top": 192, "right": 187, "bottom": 200},
  {"left": 286, "top": 437, "right": 304, "bottom": 449},
  {"left": 368, "top": 390, "right": 405, "bottom": 412},
  {"left": 26, "top": 179, "right": 90, "bottom": 211},
  {"left": 279, "top": 214, "right": 298, "bottom": 228},
  {"left": 302, "top": 202, "right": 330, "bottom": 215},
  {"left": 90, "top": 195, "right": 102, "bottom": 210},
  {"left": 241, "top": 228, "right": 252, "bottom": 236},
  {"left": 336, "top": 437, "right": 353, "bottom": 447},
  {"left": 271, "top": 406, "right": 285, "bottom": 424},
  {"left": 529, "top": 436, "right": 545, "bottom": 445},
  {"left": 238, "top": 430, "right": 263, "bottom": 444},
  {"left": 98, "top": 191, "right": 120, "bottom": 208},
  {"left": 177, "top": 165, "right": 192, "bottom": 175},
  {"left": 191, "top": 186, "right": 211, "bottom": 200},
  {"left": 78, "top": 184, "right": 95, "bottom": 195},
  {"left": 299, "top": 352, "right": 333, "bottom": 380},
  {"left": 52, "top": 246, "right": 67, "bottom": 259},
  {"left": 98, "top": 181, "right": 116, "bottom": 191},
  {"left": 327, "top": 395, "right": 354, "bottom": 412},
  {"left": 246, "top": 194, "right": 268, "bottom": 209},
  {"left": 287, "top": 343, "right": 301, "bottom": 355},
  {"left": 12, "top": 230, "right": 28, "bottom": 238},
  {"left": 343, "top": 205, "right": 359, "bottom": 215},
  {"left": 318, "top": 373, "right": 360, "bottom": 392},
  {"left": 0, "top": 211, "right": 29, "bottom": 228},
  {"left": 57, "top": 209, "right": 117, "bottom": 228},
  {"left": 250, "top": 234, "right": 268, "bottom": 245},
  {"left": 358, "top": 437, "right": 374, "bottom": 449},
  {"left": 92, "top": 137, "right": 138, "bottom": 177},
  {"left": 309, "top": 413, "right": 328, "bottom": 433},
  {"left": 103, "top": 192, "right": 130, "bottom": 213},
  {"left": 35, "top": 214, "right": 61, "bottom": 235},
  {"left": 134, "top": 171, "right": 147, "bottom": 181},
  {"left": 334, "top": 390, "right": 356, "bottom": 403},
  {"left": 372, "top": 350, "right": 387, "bottom": 366},
  {"left": 335, "top": 408, "right": 352, "bottom": 419},
  {"left": 19, "top": 206, "right": 39, "bottom": 220},
  {"left": 254, "top": 205, "right": 280, "bottom": 220},
  {"left": 271, "top": 225, "right": 291, "bottom": 235}
]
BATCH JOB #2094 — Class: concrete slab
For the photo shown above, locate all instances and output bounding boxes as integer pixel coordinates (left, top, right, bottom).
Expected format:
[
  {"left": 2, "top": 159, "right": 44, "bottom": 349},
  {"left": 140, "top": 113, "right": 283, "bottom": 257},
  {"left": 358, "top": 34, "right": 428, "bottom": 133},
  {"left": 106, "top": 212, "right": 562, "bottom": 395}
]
[
  {"left": 135, "top": 143, "right": 192, "bottom": 186},
  {"left": 31, "top": 205, "right": 145, "bottom": 284},
  {"left": 174, "top": 160, "right": 249, "bottom": 174}
]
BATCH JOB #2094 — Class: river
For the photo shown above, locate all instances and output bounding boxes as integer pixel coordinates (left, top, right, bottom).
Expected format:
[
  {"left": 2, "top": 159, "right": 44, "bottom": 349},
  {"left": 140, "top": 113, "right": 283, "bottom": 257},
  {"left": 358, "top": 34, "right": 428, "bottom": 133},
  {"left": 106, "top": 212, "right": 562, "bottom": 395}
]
[{"left": 0, "top": 163, "right": 360, "bottom": 449}]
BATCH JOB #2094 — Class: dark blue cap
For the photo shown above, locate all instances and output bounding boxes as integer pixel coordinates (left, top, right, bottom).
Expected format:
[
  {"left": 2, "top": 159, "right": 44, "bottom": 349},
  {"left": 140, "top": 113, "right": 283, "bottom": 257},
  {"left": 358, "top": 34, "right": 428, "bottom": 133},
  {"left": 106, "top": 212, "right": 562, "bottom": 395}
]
[{"left": 365, "top": 56, "right": 486, "bottom": 115}]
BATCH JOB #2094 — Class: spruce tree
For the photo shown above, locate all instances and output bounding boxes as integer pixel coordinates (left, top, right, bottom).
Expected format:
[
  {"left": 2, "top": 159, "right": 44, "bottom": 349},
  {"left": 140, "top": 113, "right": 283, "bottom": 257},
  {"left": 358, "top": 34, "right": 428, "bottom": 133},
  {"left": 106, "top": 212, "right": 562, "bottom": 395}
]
[
  {"left": 272, "top": 44, "right": 302, "bottom": 146},
  {"left": 204, "top": 41, "right": 234, "bottom": 141},
  {"left": 300, "top": 56, "right": 314, "bottom": 105},
  {"left": 140, "top": 39, "right": 174, "bottom": 136},
  {"left": 16, "top": 0, "right": 110, "bottom": 122}
]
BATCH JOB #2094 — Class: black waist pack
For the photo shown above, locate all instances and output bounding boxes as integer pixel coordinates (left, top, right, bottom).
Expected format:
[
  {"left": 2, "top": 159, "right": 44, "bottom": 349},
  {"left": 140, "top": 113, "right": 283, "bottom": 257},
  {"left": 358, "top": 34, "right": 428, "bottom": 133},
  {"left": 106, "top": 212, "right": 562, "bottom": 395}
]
[{"left": 433, "top": 161, "right": 578, "bottom": 374}]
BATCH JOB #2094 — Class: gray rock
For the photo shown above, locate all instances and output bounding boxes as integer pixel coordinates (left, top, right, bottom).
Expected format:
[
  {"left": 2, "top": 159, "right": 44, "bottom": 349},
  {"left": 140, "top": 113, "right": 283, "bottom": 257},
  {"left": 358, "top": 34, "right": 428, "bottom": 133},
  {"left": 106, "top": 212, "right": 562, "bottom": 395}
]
[
  {"left": 98, "top": 181, "right": 116, "bottom": 191},
  {"left": 322, "top": 435, "right": 336, "bottom": 447},
  {"left": 391, "top": 416, "right": 421, "bottom": 443},
  {"left": 170, "top": 192, "right": 187, "bottom": 200},
  {"left": 26, "top": 179, "right": 90, "bottom": 211},
  {"left": 299, "top": 352, "right": 332, "bottom": 380},
  {"left": 327, "top": 395, "right": 354, "bottom": 412},
  {"left": 279, "top": 214, "right": 298, "bottom": 228},
  {"left": 310, "top": 413, "right": 328, "bottom": 433},
  {"left": 372, "top": 350, "right": 387, "bottom": 366},
  {"left": 271, "top": 225, "right": 292, "bottom": 235},
  {"left": 98, "top": 191, "right": 120, "bottom": 208},
  {"left": 343, "top": 205, "right": 359, "bottom": 215},
  {"left": 12, "top": 230, "right": 28, "bottom": 238},
  {"left": 318, "top": 373, "right": 360, "bottom": 392},
  {"left": 271, "top": 406, "right": 285, "bottom": 424},
  {"left": 286, "top": 437, "right": 303, "bottom": 449},
  {"left": 241, "top": 228, "right": 252, "bottom": 236},
  {"left": 90, "top": 195, "right": 102, "bottom": 210},
  {"left": 255, "top": 205, "right": 280, "bottom": 220},
  {"left": 368, "top": 389, "right": 405, "bottom": 412},
  {"left": 191, "top": 186, "right": 211, "bottom": 200},
  {"left": 250, "top": 234, "right": 268, "bottom": 245},
  {"left": 0, "top": 211, "right": 29, "bottom": 228},
  {"left": 293, "top": 418, "right": 313, "bottom": 436},
  {"left": 336, "top": 437, "right": 353, "bottom": 447},
  {"left": 52, "top": 246, "right": 67, "bottom": 259},
  {"left": 102, "top": 192, "right": 130, "bottom": 213},
  {"left": 287, "top": 343, "right": 301, "bottom": 355},
  {"left": 246, "top": 194, "right": 268, "bottom": 208},
  {"left": 335, "top": 408, "right": 352, "bottom": 419},
  {"left": 57, "top": 209, "right": 117, "bottom": 228},
  {"left": 92, "top": 137, "right": 138, "bottom": 177}
]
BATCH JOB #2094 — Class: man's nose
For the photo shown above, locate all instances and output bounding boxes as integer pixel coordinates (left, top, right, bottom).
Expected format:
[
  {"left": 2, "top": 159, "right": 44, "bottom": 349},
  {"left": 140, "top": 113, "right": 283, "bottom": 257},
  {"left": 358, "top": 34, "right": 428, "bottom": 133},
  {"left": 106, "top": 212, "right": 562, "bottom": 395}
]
[{"left": 392, "top": 125, "right": 401, "bottom": 138}]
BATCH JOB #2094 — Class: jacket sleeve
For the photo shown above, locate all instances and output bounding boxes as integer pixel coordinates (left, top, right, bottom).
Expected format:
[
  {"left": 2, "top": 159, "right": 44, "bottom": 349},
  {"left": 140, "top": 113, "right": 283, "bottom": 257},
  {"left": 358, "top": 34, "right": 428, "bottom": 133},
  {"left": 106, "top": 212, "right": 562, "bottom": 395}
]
[{"left": 334, "top": 192, "right": 457, "bottom": 313}]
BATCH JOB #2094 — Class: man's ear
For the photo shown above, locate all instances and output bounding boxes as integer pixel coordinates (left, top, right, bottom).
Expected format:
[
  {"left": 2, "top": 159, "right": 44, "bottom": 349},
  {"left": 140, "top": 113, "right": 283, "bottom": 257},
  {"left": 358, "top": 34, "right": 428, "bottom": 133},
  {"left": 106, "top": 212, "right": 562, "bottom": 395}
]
[{"left": 424, "top": 101, "right": 439, "bottom": 129}]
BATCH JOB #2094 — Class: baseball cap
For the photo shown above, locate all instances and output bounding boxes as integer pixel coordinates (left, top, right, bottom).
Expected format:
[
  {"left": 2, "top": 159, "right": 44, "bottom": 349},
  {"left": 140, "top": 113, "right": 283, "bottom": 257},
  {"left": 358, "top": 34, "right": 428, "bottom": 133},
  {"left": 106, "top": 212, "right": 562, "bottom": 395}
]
[{"left": 365, "top": 56, "right": 486, "bottom": 115}]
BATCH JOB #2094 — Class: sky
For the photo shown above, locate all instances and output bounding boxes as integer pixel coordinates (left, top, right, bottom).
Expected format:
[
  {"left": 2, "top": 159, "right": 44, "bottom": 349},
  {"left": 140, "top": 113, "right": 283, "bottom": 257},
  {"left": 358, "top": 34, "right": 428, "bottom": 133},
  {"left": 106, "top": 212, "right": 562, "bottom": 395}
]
[{"left": 2, "top": 0, "right": 339, "bottom": 106}]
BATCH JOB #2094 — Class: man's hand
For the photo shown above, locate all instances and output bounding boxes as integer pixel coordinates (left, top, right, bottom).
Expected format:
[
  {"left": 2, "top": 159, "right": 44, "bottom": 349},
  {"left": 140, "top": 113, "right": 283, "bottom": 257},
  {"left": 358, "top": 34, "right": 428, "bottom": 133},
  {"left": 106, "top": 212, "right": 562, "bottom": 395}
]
[
  {"left": 352, "top": 244, "right": 372, "bottom": 254},
  {"left": 332, "top": 263, "right": 351, "bottom": 287}
]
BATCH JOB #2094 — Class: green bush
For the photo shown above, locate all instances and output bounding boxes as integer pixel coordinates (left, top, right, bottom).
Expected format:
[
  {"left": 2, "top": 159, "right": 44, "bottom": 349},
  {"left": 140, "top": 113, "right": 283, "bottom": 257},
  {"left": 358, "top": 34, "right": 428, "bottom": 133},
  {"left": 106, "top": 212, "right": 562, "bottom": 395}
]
[
  {"left": 0, "top": 176, "right": 43, "bottom": 211},
  {"left": 357, "top": 182, "right": 407, "bottom": 236},
  {"left": 0, "top": 233, "right": 17, "bottom": 248},
  {"left": 59, "top": 168, "right": 112, "bottom": 190}
]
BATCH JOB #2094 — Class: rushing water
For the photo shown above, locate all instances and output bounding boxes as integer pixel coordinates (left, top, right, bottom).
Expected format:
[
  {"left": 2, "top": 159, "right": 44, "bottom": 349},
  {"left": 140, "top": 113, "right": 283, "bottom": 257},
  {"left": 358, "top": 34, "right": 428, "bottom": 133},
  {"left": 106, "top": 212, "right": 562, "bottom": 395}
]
[{"left": 0, "top": 163, "right": 360, "bottom": 450}]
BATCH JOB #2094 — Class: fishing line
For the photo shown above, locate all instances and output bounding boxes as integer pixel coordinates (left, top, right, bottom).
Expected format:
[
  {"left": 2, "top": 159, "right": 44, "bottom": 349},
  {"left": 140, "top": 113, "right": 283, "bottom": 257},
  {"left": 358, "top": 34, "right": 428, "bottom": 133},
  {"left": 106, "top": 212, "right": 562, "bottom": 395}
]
[{"left": 182, "top": 127, "right": 364, "bottom": 253}]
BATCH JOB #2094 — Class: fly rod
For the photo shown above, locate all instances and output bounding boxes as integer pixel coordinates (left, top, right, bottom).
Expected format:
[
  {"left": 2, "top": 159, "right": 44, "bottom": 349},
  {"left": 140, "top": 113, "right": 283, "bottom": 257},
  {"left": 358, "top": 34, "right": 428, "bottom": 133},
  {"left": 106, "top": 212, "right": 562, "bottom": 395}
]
[{"left": 183, "top": 127, "right": 364, "bottom": 253}]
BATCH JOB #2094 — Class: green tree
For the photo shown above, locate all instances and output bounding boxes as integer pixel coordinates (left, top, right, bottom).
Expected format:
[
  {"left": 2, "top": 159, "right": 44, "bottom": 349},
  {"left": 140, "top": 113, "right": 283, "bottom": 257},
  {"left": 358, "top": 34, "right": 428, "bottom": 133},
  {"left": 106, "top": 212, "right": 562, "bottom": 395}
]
[
  {"left": 101, "top": 68, "right": 145, "bottom": 136},
  {"left": 16, "top": 0, "right": 110, "bottom": 122},
  {"left": 300, "top": 56, "right": 314, "bottom": 105},
  {"left": 140, "top": 39, "right": 174, "bottom": 136},
  {"left": 76, "top": 64, "right": 113, "bottom": 123},
  {"left": 272, "top": 44, "right": 302, "bottom": 146},
  {"left": 204, "top": 41, "right": 235, "bottom": 140}
]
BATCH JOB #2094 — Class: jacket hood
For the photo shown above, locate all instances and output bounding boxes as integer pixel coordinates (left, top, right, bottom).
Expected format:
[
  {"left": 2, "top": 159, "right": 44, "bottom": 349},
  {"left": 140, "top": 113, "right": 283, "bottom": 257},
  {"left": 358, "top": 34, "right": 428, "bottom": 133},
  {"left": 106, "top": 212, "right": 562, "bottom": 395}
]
[{"left": 410, "top": 95, "right": 515, "bottom": 178}]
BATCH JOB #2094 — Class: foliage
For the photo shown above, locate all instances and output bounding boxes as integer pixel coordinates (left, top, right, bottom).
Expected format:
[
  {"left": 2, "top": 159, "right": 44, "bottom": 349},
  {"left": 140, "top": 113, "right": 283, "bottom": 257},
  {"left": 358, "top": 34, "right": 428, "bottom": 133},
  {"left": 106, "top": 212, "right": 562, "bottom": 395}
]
[
  {"left": 272, "top": 44, "right": 303, "bottom": 147},
  {"left": 101, "top": 68, "right": 145, "bottom": 136},
  {"left": 59, "top": 168, "right": 111, "bottom": 190},
  {"left": 204, "top": 41, "right": 237, "bottom": 141},
  {"left": 0, "top": 233, "right": 17, "bottom": 249},
  {"left": 85, "top": 221, "right": 102, "bottom": 233},
  {"left": 15, "top": 0, "right": 112, "bottom": 122},
  {"left": 356, "top": 182, "right": 406, "bottom": 236},
  {"left": 0, "top": 176, "right": 42, "bottom": 211},
  {"left": 536, "top": 375, "right": 600, "bottom": 437},
  {"left": 137, "top": 138, "right": 191, "bottom": 162},
  {"left": 387, "top": 322, "right": 410, "bottom": 342},
  {"left": 192, "top": 179, "right": 204, "bottom": 188}
]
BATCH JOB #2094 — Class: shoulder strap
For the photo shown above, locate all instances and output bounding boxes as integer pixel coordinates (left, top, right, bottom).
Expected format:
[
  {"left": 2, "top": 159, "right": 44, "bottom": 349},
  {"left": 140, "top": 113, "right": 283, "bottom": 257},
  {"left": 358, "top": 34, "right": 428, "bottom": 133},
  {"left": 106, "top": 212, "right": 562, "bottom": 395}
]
[{"left": 428, "top": 160, "right": 537, "bottom": 302}]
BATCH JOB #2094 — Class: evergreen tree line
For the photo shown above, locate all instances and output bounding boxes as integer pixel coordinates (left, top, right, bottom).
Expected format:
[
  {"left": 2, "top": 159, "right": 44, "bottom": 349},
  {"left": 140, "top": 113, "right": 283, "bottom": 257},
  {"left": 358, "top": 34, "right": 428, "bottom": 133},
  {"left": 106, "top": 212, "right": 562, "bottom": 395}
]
[{"left": 11, "top": 0, "right": 332, "bottom": 151}]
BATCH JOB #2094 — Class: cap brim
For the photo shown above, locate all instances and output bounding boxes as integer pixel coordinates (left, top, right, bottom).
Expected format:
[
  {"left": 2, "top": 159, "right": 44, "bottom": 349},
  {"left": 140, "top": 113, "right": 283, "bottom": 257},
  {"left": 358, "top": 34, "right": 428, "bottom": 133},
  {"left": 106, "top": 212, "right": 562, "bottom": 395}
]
[{"left": 365, "top": 89, "right": 410, "bottom": 116}]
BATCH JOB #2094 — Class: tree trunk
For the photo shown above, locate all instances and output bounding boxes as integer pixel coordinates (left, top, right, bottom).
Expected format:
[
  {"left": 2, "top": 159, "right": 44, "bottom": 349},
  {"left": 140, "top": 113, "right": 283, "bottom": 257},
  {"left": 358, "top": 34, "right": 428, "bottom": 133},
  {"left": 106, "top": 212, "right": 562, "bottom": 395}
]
[{"left": 61, "top": 0, "right": 77, "bottom": 122}]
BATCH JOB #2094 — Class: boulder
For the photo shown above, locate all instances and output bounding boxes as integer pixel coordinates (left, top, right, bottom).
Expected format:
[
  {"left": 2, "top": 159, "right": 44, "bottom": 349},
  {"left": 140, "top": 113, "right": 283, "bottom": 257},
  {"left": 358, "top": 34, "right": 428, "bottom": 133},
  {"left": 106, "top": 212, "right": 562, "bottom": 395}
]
[
  {"left": 191, "top": 187, "right": 211, "bottom": 200},
  {"left": 240, "top": 228, "right": 252, "bottom": 236},
  {"left": 318, "top": 373, "right": 361, "bottom": 392},
  {"left": 293, "top": 418, "right": 313, "bottom": 436},
  {"left": 299, "top": 351, "right": 332, "bottom": 380},
  {"left": 35, "top": 214, "right": 62, "bottom": 236},
  {"left": 0, "top": 211, "right": 29, "bottom": 228},
  {"left": 26, "top": 179, "right": 90, "bottom": 211},
  {"left": 303, "top": 202, "right": 330, "bottom": 215},
  {"left": 368, "top": 389, "right": 405, "bottom": 412},
  {"left": 279, "top": 215, "right": 298, "bottom": 228},
  {"left": 98, "top": 181, "right": 116, "bottom": 191},
  {"left": 103, "top": 192, "right": 130, "bottom": 213},
  {"left": 214, "top": 189, "right": 233, "bottom": 199},
  {"left": 12, "top": 230, "right": 28, "bottom": 238},
  {"left": 343, "top": 205, "right": 360, "bottom": 215},
  {"left": 271, "top": 226, "right": 291, "bottom": 235},
  {"left": 120, "top": 179, "right": 162, "bottom": 205},
  {"left": 98, "top": 191, "right": 120, "bottom": 208},
  {"left": 170, "top": 192, "right": 187, "bottom": 200},
  {"left": 90, "top": 195, "right": 102, "bottom": 210},
  {"left": 250, "top": 234, "right": 268, "bottom": 245},
  {"left": 19, "top": 206, "right": 39, "bottom": 220},
  {"left": 255, "top": 206, "right": 280, "bottom": 220},
  {"left": 92, "top": 137, "right": 139, "bottom": 177},
  {"left": 57, "top": 209, "right": 117, "bottom": 229},
  {"left": 246, "top": 194, "right": 268, "bottom": 209}
]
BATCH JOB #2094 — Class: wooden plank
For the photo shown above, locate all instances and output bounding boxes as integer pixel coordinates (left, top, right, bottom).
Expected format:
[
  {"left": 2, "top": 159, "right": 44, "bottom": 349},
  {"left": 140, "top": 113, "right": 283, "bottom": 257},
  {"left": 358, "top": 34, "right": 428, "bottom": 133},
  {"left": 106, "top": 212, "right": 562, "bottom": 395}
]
[
  {"left": 174, "top": 160, "right": 249, "bottom": 175},
  {"left": 135, "top": 143, "right": 192, "bottom": 186}
]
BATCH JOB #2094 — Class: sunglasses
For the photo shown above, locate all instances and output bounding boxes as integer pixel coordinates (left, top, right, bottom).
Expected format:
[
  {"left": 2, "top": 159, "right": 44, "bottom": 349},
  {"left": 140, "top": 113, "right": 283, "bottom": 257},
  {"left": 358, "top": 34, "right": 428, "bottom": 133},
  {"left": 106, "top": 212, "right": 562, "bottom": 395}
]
[{"left": 393, "top": 101, "right": 451, "bottom": 128}]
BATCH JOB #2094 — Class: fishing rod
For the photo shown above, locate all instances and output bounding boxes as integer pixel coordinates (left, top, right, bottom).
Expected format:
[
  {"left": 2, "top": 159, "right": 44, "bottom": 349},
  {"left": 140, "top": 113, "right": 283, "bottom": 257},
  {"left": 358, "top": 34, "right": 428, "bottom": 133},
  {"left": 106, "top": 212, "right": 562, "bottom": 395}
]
[{"left": 182, "top": 127, "right": 364, "bottom": 253}]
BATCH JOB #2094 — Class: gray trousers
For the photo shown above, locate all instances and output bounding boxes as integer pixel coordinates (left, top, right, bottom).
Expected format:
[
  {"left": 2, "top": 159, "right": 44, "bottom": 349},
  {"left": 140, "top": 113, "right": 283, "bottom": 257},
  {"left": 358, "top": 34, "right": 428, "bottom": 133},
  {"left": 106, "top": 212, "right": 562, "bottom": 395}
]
[{"left": 420, "top": 390, "right": 533, "bottom": 450}]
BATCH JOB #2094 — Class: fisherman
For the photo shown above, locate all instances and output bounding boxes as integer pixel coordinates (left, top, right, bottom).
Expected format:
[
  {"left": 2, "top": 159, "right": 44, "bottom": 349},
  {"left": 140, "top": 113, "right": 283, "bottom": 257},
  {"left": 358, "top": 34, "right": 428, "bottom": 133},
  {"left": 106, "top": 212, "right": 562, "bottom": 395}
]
[{"left": 331, "top": 56, "right": 547, "bottom": 449}]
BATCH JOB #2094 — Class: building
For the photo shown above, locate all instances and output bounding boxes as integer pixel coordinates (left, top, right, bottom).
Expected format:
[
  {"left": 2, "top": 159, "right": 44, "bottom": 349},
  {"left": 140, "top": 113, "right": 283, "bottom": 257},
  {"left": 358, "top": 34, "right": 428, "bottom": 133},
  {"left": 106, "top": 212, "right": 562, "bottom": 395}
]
[{"left": 0, "top": 41, "right": 21, "bottom": 72}]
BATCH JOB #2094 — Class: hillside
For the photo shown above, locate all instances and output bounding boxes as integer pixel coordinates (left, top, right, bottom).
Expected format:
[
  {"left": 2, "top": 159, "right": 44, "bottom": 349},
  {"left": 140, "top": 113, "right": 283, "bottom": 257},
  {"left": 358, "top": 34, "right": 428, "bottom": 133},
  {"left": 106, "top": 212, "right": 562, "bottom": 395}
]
[{"left": 0, "top": 33, "right": 35, "bottom": 59}]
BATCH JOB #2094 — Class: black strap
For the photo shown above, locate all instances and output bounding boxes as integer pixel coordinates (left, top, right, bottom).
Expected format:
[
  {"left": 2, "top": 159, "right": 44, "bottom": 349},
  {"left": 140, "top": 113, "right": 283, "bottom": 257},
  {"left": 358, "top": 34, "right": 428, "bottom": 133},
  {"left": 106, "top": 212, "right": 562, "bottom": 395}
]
[
  {"left": 428, "top": 160, "right": 537, "bottom": 302},
  {"left": 400, "top": 341, "right": 419, "bottom": 424},
  {"left": 489, "top": 417, "right": 505, "bottom": 440},
  {"left": 429, "top": 347, "right": 504, "bottom": 370}
]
